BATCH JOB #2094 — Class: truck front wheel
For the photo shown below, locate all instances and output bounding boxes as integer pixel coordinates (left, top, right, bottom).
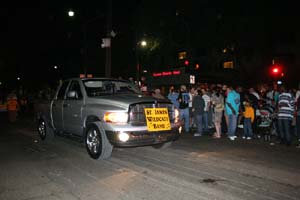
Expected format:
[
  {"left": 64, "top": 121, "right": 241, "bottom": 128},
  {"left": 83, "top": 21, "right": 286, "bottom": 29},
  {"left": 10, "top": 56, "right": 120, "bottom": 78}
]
[
  {"left": 37, "top": 118, "right": 54, "bottom": 142},
  {"left": 85, "top": 124, "right": 113, "bottom": 159}
]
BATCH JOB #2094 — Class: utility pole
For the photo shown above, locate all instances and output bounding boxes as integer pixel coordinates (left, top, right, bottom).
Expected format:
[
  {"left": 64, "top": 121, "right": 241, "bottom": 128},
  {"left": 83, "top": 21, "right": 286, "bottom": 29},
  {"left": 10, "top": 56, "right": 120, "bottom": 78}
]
[{"left": 105, "top": 0, "right": 112, "bottom": 78}]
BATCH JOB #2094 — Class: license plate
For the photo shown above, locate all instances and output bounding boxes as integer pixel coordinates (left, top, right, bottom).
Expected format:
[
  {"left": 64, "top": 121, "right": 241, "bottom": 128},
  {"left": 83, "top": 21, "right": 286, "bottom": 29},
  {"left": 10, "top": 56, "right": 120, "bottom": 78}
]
[{"left": 144, "top": 108, "right": 171, "bottom": 132}]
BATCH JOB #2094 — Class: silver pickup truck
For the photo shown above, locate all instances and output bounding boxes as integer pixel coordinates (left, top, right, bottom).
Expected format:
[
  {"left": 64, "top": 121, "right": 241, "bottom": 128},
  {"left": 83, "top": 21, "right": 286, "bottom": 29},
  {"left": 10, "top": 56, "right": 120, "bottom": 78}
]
[{"left": 35, "top": 78, "right": 180, "bottom": 159}]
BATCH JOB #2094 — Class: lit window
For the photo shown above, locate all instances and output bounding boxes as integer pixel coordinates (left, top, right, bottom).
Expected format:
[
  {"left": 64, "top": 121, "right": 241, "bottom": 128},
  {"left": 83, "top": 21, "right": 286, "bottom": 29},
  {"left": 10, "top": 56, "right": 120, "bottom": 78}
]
[
  {"left": 178, "top": 52, "right": 187, "bottom": 60},
  {"left": 223, "top": 61, "right": 234, "bottom": 69}
]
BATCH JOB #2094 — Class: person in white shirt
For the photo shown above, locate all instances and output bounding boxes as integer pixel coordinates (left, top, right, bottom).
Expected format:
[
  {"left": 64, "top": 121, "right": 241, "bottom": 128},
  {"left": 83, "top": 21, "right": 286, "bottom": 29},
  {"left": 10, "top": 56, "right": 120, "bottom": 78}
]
[
  {"left": 201, "top": 88, "right": 211, "bottom": 132},
  {"left": 189, "top": 87, "right": 196, "bottom": 128}
]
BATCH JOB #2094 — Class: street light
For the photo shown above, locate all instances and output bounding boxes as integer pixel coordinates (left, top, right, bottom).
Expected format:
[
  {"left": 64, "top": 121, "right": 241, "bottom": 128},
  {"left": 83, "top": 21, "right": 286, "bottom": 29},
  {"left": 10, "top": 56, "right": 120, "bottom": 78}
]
[
  {"left": 53, "top": 65, "right": 61, "bottom": 82},
  {"left": 136, "top": 39, "right": 148, "bottom": 82},
  {"left": 67, "top": 6, "right": 112, "bottom": 78},
  {"left": 67, "top": 11, "right": 98, "bottom": 77},
  {"left": 68, "top": 10, "right": 75, "bottom": 17},
  {"left": 141, "top": 40, "right": 147, "bottom": 47}
]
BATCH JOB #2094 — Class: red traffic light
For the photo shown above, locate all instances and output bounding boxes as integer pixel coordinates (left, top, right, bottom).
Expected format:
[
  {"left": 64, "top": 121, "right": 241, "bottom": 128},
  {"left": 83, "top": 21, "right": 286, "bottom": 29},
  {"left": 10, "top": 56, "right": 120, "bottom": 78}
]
[
  {"left": 184, "top": 60, "right": 189, "bottom": 66},
  {"left": 270, "top": 65, "right": 282, "bottom": 76},
  {"left": 272, "top": 68, "right": 279, "bottom": 73}
]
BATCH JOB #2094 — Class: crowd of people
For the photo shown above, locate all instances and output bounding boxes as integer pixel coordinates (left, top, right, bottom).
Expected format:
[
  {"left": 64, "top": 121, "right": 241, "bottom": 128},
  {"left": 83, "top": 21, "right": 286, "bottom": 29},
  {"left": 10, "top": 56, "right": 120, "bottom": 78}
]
[
  {"left": 0, "top": 87, "right": 53, "bottom": 123},
  {"left": 2, "top": 77, "right": 300, "bottom": 149},
  {"left": 145, "top": 82, "right": 300, "bottom": 148}
]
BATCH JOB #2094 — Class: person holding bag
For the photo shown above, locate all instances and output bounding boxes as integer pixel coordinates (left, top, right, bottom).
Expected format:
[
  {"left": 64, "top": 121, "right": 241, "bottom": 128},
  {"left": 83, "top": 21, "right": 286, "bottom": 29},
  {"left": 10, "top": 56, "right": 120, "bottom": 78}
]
[{"left": 211, "top": 87, "right": 224, "bottom": 138}]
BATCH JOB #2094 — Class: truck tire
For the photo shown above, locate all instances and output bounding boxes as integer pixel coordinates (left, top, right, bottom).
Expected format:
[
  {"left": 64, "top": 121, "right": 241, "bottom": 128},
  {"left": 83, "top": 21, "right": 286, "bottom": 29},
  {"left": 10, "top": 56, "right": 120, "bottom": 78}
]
[
  {"left": 152, "top": 141, "right": 173, "bottom": 149},
  {"left": 85, "top": 123, "right": 113, "bottom": 159},
  {"left": 37, "top": 118, "right": 54, "bottom": 142}
]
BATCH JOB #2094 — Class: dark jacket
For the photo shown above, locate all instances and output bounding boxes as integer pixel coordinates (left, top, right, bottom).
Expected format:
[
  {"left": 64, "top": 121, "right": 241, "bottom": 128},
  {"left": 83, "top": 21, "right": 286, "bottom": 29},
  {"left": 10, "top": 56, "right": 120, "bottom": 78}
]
[
  {"left": 192, "top": 95, "right": 205, "bottom": 115},
  {"left": 178, "top": 91, "right": 190, "bottom": 109}
]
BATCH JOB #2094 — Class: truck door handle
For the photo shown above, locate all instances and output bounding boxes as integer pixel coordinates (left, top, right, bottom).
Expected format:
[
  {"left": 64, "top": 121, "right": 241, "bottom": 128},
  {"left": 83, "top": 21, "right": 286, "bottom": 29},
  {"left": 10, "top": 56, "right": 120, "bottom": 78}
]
[{"left": 63, "top": 104, "right": 70, "bottom": 108}]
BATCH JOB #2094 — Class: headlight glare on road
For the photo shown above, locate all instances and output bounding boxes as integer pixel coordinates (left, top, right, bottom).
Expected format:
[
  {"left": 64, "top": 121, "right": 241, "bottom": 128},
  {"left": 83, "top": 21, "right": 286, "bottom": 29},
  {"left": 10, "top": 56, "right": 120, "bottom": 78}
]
[
  {"left": 174, "top": 108, "right": 180, "bottom": 123},
  {"left": 104, "top": 112, "right": 128, "bottom": 123},
  {"left": 118, "top": 132, "right": 130, "bottom": 142}
]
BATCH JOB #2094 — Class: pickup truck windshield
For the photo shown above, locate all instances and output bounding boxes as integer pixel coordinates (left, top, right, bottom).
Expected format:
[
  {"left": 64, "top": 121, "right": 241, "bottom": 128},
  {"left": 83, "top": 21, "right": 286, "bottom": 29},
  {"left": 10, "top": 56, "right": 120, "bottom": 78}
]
[{"left": 83, "top": 79, "right": 141, "bottom": 97}]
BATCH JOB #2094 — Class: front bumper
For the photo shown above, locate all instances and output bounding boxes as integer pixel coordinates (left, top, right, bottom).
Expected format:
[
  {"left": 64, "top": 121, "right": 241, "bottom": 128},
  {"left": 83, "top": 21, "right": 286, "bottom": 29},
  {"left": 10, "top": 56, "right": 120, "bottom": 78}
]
[{"left": 106, "top": 128, "right": 180, "bottom": 147}]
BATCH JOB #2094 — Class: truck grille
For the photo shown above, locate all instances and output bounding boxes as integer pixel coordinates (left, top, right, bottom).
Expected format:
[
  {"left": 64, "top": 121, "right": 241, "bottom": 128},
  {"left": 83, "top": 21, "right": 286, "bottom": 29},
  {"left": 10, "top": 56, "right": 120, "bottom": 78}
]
[{"left": 128, "top": 102, "right": 175, "bottom": 126}]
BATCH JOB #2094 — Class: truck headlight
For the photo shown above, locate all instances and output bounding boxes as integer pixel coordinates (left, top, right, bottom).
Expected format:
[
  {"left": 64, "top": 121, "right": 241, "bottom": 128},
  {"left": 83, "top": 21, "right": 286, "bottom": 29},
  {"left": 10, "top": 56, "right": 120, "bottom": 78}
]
[
  {"left": 118, "top": 132, "right": 130, "bottom": 142},
  {"left": 104, "top": 112, "right": 128, "bottom": 123}
]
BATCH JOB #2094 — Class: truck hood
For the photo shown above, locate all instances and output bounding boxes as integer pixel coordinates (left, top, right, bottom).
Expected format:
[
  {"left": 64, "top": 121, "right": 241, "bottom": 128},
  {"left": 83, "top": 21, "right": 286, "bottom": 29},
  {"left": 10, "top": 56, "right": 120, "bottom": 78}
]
[{"left": 88, "top": 94, "right": 170, "bottom": 110}]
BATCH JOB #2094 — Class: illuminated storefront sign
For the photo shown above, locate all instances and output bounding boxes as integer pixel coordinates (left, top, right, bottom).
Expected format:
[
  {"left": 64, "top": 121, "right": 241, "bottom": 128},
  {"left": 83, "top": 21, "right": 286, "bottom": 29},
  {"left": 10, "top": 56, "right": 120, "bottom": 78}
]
[
  {"left": 148, "top": 68, "right": 190, "bottom": 86},
  {"left": 152, "top": 70, "right": 181, "bottom": 77}
]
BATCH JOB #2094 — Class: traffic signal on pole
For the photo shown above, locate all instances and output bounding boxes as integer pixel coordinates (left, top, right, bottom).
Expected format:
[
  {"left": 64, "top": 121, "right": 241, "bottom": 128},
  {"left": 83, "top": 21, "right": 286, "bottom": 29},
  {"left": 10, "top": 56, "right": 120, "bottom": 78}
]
[
  {"left": 270, "top": 64, "right": 282, "bottom": 77},
  {"left": 184, "top": 60, "right": 189, "bottom": 66}
]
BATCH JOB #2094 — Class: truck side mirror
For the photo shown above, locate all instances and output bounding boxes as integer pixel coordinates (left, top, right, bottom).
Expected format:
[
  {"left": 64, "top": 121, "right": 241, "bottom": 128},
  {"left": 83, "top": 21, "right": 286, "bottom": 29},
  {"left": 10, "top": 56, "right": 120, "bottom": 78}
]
[{"left": 67, "top": 91, "right": 78, "bottom": 99}]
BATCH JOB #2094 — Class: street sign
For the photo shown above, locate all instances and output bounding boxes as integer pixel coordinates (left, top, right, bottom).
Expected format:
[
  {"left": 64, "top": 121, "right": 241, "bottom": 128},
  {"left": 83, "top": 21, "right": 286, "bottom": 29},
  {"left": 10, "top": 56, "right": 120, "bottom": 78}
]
[
  {"left": 190, "top": 75, "right": 195, "bottom": 84},
  {"left": 101, "top": 38, "right": 111, "bottom": 48}
]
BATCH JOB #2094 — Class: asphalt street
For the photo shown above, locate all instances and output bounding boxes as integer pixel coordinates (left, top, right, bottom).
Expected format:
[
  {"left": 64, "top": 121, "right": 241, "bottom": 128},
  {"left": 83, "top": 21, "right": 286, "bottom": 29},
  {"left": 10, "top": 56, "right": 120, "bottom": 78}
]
[{"left": 0, "top": 112, "right": 300, "bottom": 200}]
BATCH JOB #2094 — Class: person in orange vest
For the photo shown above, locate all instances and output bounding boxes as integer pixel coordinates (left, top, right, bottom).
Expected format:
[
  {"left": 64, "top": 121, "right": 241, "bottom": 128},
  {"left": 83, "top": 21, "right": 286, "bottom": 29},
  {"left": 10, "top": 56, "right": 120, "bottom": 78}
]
[{"left": 7, "top": 94, "right": 19, "bottom": 122}]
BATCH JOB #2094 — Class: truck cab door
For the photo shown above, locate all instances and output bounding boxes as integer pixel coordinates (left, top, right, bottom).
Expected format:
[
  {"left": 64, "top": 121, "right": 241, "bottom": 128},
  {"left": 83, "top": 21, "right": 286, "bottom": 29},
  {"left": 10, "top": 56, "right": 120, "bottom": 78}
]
[
  {"left": 52, "top": 81, "right": 70, "bottom": 132},
  {"left": 63, "top": 80, "right": 84, "bottom": 136}
]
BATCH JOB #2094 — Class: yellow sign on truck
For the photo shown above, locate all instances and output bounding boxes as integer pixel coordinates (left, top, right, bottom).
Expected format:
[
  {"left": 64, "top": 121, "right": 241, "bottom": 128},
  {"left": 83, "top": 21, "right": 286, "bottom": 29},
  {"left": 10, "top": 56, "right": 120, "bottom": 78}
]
[{"left": 144, "top": 108, "right": 171, "bottom": 132}]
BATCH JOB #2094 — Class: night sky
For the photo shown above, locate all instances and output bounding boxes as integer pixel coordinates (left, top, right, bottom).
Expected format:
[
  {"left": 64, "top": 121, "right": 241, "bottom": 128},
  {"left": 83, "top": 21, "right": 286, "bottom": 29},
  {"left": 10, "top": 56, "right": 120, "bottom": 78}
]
[{"left": 0, "top": 0, "right": 299, "bottom": 90}]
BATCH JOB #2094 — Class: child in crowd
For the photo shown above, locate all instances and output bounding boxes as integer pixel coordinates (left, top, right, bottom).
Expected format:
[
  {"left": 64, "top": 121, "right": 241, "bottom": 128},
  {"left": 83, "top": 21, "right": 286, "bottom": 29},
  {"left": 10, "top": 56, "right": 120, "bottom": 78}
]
[{"left": 243, "top": 100, "right": 255, "bottom": 139}]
